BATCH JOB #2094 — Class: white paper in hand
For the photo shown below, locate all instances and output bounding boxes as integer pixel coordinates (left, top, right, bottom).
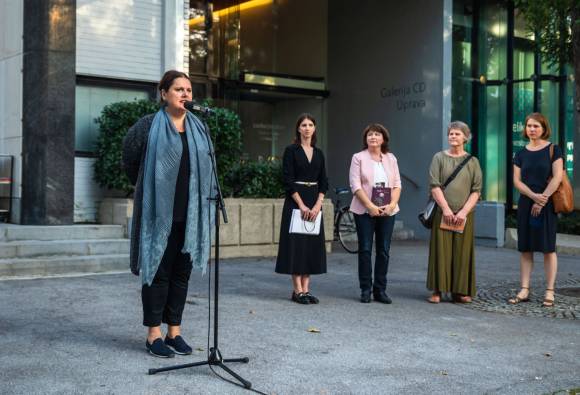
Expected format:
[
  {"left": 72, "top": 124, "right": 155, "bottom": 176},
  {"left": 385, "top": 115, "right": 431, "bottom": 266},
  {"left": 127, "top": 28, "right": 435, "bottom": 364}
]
[{"left": 289, "top": 209, "right": 321, "bottom": 235}]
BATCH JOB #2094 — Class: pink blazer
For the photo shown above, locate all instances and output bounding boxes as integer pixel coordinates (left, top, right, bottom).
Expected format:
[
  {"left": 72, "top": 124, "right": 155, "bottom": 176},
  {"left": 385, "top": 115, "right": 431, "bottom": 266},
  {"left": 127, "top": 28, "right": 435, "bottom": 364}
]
[{"left": 349, "top": 149, "right": 402, "bottom": 215}]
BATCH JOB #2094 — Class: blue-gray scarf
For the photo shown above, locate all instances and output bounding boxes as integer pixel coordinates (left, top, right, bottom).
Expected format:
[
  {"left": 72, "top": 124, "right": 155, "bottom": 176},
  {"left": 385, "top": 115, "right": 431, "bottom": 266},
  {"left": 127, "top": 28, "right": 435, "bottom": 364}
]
[{"left": 139, "top": 108, "right": 216, "bottom": 286}]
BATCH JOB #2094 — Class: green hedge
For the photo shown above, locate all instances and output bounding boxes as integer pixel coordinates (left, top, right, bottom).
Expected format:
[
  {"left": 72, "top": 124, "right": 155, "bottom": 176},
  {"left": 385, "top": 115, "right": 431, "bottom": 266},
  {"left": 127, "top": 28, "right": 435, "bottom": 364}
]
[
  {"left": 94, "top": 100, "right": 160, "bottom": 195},
  {"left": 93, "top": 99, "right": 284, "bottom": 198},
  {"left": 225, "top": 159, "right": 284, "bottom": 198}
]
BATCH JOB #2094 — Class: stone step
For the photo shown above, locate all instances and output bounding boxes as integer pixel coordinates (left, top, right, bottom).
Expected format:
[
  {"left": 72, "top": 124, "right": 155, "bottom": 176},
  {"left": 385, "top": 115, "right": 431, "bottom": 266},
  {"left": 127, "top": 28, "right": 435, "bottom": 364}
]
[
  {"left": 0, "top": 254, "right": 130, "bottom": 279},
  {"left": 0, "top": 224, "right": 125, "bottom": 242},
  {"left": 0, "top": 239, "right": 129, "bottom": 259}
]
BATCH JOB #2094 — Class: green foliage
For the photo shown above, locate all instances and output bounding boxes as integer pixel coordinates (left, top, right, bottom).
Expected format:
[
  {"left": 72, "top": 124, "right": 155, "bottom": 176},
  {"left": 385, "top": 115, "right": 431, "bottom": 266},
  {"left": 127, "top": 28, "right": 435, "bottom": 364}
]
[
  {"left": 506, "top": 210, "right": 580, "bottom": 235},
  {"left": 94, "top": 98, "right": 282, "bottom": 198},
  {"left": 94, "top": 100, "right": 160, "bottom": 195},
  {"left": 515, "top": 0, "right": 579, "bottom": 68},
  {"left": 558, "top": 210, "right": 580, "bottom": 234},
  {"left": 201, "top": 100, "right": 243, "bottom": 197},
  {"left": 225, "top": 159, "right": 285, "bottom": 198}
]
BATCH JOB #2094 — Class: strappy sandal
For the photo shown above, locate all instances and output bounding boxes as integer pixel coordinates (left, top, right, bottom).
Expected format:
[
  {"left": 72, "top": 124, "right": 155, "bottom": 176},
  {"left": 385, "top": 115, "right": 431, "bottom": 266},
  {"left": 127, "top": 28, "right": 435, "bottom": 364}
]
[
  {"left": 427, "top": 292, "right": 441, "bottom": 304},
  {"left": 542, "top": 288, "right": 555, "bottom": 307},
  {"left": 453, "top": 294, "right": 473, "bottom": 304},
  {"left": 508, "top": 287, "right": 530, "bottom": 305}
]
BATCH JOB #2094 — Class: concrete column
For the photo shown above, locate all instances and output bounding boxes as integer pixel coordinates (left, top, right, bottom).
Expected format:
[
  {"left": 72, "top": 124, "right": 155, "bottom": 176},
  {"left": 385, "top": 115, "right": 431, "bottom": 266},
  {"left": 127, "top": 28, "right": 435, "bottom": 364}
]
[
  {"left": 21, "top": 0, "right": 76, "bottom": 224},
  {"left": 163, "top": 0, "right": 185, "bottom": 73}
]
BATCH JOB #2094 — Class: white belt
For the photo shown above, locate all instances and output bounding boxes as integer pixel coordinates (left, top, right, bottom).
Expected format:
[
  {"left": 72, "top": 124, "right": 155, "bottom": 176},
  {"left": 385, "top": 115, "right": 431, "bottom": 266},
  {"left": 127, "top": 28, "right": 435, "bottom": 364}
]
[{"left": 294, "top": 181, "right": 318, "bottom": 187}]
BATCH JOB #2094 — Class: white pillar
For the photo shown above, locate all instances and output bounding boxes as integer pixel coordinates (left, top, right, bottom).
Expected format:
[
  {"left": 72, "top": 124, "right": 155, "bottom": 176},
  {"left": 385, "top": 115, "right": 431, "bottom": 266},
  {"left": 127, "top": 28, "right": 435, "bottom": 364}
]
[
  {"left": 0, "top": 0, "right": 24, "bottom": 223},
  {"left": 163, "top": 0, "right": 185, "bottom": 72}
]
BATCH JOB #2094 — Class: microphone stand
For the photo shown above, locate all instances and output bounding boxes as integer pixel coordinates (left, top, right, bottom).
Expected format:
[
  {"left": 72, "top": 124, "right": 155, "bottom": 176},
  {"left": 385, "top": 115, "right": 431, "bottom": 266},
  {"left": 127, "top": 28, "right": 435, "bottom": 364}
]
[{"left": 148, "top": 115, "right": 251, "bottom": 389}]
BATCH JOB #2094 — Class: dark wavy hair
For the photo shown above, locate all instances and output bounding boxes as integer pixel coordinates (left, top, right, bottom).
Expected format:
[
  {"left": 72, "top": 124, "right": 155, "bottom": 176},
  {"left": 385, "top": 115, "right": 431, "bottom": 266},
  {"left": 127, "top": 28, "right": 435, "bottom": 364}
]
[
  {"left": 362, "top": 123, "right": 390, "bottom": 154},
  {"left": 158, "top": 70, "right": 190, "bottom": 103},
  {"left": 293, "top": 113, "right": 317, "bottom": 146}
]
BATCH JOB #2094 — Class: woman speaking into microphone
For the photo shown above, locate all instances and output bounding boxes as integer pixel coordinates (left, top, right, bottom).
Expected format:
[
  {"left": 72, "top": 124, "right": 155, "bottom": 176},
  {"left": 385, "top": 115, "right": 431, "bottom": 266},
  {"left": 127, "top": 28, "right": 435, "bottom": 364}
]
[{"left": 123, "top": 70, "right": 216, "bottom": 358}]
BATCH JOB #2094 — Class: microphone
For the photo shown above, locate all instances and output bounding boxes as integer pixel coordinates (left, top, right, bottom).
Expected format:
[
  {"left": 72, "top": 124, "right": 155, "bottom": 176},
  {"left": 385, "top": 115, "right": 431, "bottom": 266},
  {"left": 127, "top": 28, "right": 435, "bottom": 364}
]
[{"left": 184, "top": 101, "right": 213, "bottom": 115}]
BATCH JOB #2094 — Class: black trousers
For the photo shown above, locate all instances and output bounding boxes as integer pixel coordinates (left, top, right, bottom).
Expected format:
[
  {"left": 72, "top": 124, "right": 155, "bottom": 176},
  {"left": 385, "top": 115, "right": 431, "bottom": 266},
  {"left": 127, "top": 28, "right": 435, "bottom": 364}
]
[{"left": 142, "top": 222, "right": 192, "bottom": 327}]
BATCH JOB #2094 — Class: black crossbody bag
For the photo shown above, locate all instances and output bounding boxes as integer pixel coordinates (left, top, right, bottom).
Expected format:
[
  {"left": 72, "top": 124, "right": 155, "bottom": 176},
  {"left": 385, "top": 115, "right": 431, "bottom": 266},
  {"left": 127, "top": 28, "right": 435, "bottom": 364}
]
[{"left": 418, "top": 155, "right": 472, "bottom": 229}]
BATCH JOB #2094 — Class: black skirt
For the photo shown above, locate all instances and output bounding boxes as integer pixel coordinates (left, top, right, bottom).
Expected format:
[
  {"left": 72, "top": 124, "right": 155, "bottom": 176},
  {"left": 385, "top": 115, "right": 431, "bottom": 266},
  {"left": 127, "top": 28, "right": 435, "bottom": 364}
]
[{"left": 275, "top": 183, "right": 327, "bottom": 275}]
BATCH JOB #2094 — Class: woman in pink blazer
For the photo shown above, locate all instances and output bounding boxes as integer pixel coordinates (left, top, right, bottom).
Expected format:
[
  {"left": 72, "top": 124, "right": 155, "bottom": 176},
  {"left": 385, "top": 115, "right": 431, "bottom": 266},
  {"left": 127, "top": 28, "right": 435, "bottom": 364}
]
[{"left": 349, "top": 123, "right": 402, "bottom": 304}]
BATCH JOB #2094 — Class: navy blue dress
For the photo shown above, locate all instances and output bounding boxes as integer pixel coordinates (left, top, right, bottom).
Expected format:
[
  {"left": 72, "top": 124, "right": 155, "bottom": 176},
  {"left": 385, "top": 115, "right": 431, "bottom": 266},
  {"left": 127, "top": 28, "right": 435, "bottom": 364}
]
[{"left": 513, "top": 144, "right": 562, "bottom": 253}]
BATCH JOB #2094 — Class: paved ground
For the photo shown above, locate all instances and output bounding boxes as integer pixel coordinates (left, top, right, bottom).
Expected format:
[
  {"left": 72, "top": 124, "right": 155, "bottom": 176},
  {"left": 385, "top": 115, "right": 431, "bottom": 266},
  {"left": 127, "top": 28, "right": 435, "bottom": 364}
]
[{"left": 1, "top": 241, "right": 579, "bottom": 395}]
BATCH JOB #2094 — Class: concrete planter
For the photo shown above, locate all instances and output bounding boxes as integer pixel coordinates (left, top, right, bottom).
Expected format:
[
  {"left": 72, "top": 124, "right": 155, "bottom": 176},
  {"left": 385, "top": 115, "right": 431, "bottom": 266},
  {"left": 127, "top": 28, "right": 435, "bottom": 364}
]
[
  {"left": 99, "top": 198, "right": 133, "bottom": 237},
  {"left": 217, "top": 198, "right": 334, "bottom": 259},
  {"left": 474, "top": 201, "right": 505, "bottom": 247},
  {"left": 505, "top": 228, "right": 580, "bottom": 256},
  {"left": 99, "top": 197, "right": 334, "bottom": 258}
]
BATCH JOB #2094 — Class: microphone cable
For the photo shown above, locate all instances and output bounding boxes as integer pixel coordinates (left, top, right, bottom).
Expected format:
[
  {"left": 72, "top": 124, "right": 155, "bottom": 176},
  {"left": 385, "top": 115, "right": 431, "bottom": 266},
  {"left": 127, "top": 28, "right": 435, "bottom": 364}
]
[{"left": 201, "top": 117, "right": 268, "bottom": 395}]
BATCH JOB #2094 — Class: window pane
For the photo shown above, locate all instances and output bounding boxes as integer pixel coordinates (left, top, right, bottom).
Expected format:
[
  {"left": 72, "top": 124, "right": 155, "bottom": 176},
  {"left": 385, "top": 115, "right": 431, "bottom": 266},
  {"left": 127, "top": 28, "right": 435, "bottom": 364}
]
[
  {"left": 75, "top": 86, "right": 149, "bottom": 152},
  {"left": 538, "top": 80, "right": 560, "bottom": 143},
  {"left": 224, "top": 91, "right": 325, "bottom": 160},
  {"left": 479, "top": 0, "right": 507, "bottom": 81},
  {"left": 564, "top": 66, "right": 575, "bottom": 180},
  {"left": 479, "top": 85, "right": 507, "bottom": 202},
  {"left": 452, "top": 0, "right": 473, "bottom": 127}
]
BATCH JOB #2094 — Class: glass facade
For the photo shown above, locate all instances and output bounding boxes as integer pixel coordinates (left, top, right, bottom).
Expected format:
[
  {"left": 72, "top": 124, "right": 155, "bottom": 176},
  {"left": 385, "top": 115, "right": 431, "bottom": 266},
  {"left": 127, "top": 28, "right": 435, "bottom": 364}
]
[
  {"left": 452, "top": 0, "right": 575, "bottom": 208},
  {"left": 187, "top": 0, "right": 328, "bottom": 161},
  {"left": 187, "top": 0, "right": 574, "bottom": 206},
  {"left": 75, "top": 85, "right": 150, "bottom": 152}
]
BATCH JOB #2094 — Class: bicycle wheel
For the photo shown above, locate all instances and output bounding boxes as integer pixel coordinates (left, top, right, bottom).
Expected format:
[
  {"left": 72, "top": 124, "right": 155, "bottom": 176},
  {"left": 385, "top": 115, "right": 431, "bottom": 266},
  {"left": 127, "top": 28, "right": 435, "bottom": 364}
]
[{"left": 337, "top": 208, "right": 358, "bottom": 253}]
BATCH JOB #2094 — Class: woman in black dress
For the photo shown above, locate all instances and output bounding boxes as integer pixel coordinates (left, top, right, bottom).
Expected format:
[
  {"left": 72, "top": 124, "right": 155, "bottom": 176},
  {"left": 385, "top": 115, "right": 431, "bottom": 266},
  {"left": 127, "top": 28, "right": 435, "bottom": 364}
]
[
  {"left": 509, "top": 113, "right": 563, "bottom": 307},
  {"left": 276, "top": 113, "right": 328, "bottom": 304}
]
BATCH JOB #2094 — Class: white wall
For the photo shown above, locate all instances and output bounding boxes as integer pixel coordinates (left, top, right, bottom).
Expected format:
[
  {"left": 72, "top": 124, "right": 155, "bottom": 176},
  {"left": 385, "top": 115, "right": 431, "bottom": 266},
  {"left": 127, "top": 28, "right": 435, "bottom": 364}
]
[
  {"left": 76, "top": 0, "right": 187, "bottom": 81},
  {"left": 0, "top": 0, "right": 23, "bottom": 222},
  {"left": 75, "top": 0, "right": 187, "bottom": 222}
]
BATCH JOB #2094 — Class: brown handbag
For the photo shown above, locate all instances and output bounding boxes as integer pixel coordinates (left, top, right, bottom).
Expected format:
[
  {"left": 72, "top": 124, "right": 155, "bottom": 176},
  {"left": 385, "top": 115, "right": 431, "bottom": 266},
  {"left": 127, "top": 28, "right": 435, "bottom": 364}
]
[{"left": 549, "top": 144, "right": 574, "bottom": 213}]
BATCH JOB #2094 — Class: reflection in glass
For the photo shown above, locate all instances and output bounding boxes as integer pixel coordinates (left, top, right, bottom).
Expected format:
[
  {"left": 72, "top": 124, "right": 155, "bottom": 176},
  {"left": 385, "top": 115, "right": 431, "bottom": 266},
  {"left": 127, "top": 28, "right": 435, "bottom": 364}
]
[
  {"left": 562, "top": 65, "right": 574, "bottom": 180},
  {"left": 477, "top": 1, "right": 507, "bottom": 201},
  {"left": 188, "top": 0, "right": 328, "bottom": 162},
  {"left": 451, "top": 0, "right": 473, "bottom": 131},
  {"left": 512, "top": 81, "right": 534, "bottom": 203},
  {"left": 479, "top": 85, "right": 507, "bottom": 202},
  {"left": 480, "top": 0, "right": 507, "bottom": 81}
]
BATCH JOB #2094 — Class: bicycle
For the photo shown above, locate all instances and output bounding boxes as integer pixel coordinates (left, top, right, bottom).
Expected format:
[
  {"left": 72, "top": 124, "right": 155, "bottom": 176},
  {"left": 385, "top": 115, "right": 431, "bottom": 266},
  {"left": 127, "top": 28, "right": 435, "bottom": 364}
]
[{"left": 333, "top": 187, "right": 358, "bottom": 253}]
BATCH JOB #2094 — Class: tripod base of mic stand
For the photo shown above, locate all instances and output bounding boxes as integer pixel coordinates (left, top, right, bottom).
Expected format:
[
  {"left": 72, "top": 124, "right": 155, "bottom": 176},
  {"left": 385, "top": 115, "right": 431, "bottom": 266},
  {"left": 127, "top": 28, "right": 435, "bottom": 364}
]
[{"left": 148, "top": 347, "right": 251, "bottom": 389}]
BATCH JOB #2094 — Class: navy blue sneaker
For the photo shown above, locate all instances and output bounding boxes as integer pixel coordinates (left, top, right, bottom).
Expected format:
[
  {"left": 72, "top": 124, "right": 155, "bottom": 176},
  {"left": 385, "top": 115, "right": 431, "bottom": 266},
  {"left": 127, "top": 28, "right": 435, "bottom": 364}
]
[
  {"left": 360, "top": 290, "right": 371, "bottom": 303},
  {"left": 164, "top": 335, "right": 193, "bottom": 355},
  {"left": 146, "top": 338, "right": 175, "bottom": 358},
  {"left": 373, "top": 291, "right": 393, "bottom": 304}
]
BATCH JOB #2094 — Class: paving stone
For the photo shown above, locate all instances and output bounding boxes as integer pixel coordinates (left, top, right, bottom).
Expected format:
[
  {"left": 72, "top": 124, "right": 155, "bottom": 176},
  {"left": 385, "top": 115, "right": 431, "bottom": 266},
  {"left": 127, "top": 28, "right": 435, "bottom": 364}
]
[{"left": 458, "top": 278, "right": 580, "bottom": 320}]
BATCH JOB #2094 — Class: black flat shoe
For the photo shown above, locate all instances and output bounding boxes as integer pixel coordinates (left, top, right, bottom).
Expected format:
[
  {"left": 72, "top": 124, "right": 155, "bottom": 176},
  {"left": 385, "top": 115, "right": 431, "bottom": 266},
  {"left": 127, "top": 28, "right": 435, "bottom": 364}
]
[
  {"left": 291, "top": 292, "right": 310, "bottom": 304},
  {"left": 165, "top": 335, "right": 193, "bottom": 355},
  {"left": 304, "top": 292, "right": 319, "bottom": 304},
  {"left": 373, "top": 291, "right": 392, "bottom": 304},
  {"left": 146, "top": 338, "right": 175, "bottom": 358},
  {"left": 360, "top": 291, "right": 371, "bottom": 303}
]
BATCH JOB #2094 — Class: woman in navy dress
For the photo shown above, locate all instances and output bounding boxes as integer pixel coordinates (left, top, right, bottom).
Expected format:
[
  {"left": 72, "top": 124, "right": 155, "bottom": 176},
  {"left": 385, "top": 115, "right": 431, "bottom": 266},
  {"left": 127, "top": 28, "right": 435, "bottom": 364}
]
[
  {"left": 275, "top": 113, "right": 328, "bottom": 304},
  {"left": 509, "top": 113, "right": 563, "bottom": 307}
]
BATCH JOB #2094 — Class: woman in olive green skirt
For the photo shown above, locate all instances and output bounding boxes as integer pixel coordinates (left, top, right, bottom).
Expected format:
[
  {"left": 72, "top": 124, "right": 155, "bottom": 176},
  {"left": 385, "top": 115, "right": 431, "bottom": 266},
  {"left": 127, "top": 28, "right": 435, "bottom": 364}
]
[{"left": 427, "top": 121, "right": 482, "bottom": 303}]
